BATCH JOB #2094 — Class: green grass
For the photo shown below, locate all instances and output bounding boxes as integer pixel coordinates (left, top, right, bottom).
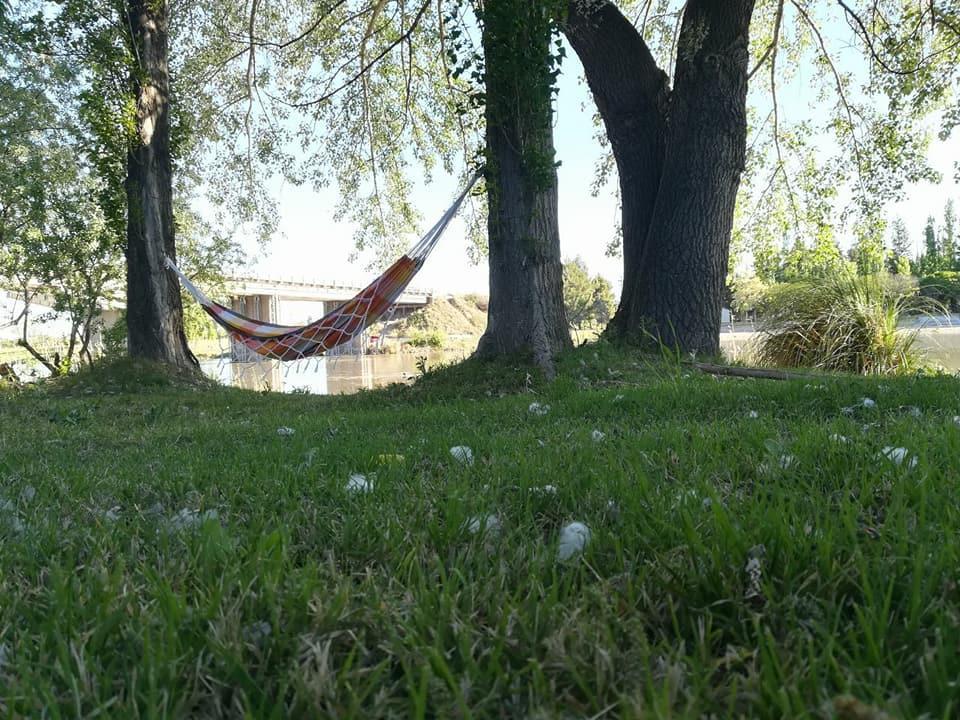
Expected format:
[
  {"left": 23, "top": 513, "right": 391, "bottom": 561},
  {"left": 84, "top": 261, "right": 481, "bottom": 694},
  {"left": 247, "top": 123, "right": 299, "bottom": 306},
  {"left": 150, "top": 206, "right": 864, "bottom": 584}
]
[{"left": 2, "top": 346, "right": 960, "bottom": 717}]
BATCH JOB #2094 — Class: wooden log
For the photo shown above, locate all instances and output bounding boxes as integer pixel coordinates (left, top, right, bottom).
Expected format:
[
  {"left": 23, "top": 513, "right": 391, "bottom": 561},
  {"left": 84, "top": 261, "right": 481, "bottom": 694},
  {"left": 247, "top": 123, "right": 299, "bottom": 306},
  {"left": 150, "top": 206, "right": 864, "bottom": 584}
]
[{"left": 689, "top": 362, "right": 820, "bottom": 381}]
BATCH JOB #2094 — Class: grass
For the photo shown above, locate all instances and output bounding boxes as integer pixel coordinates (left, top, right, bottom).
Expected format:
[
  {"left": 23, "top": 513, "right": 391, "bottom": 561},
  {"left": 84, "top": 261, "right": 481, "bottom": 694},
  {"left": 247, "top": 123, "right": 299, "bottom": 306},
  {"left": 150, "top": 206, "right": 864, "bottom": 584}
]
[
  {"left": 755, "top": 274, "right": 931, "bottom": 375},
  {"left": 2, "top": 345, "right": 960, "bottom": 717}
]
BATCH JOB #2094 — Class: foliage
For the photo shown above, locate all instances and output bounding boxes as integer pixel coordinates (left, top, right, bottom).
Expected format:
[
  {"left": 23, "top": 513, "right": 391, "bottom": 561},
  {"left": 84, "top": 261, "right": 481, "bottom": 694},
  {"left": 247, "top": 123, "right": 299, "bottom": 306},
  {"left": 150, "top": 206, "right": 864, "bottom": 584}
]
[
  {"left": 943, "top": 199, "right": 957, "bottom": 269},
  {"left": 919, "top": 271, "right": 960, "bottom": 312},
  {"left": 850, "top": 216, "right": 888, "bottom": 276},
  {"left": 562, "top": 257, "right": 615, "bottom": 331},
  {"left": 730, "top": 275, "right": 770, "bottom": 318},
  {"left": 887, "top": 217, "right": 911, "bottom": 273},
  {"left": 0, "top": 8, "right": 123, "bottom": 374},
  {"left": 756, "top": 273, "right": 930, "bottom": 375},
  {"left": 408, "top": 329, "right": 447, "bottom": 348},
  {"left": 777, "top": 233, "right": 849, "bottom": 283},
  {"left": 918, "top": 214, "right": 943, "bottom": 275}
]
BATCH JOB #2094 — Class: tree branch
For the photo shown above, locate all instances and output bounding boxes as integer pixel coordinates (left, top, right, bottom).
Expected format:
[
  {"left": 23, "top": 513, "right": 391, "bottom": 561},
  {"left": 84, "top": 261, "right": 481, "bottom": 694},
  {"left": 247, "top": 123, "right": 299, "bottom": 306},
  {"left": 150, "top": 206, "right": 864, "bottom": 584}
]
[
  {"left": 292, "top": 0, "right": 431, "bottom": 109},
  {"left": 791, "top": 0, "right": 866, "bottom": 190},
  {"left": 747, "top": 0, "right": 785, "bottom": 82}
]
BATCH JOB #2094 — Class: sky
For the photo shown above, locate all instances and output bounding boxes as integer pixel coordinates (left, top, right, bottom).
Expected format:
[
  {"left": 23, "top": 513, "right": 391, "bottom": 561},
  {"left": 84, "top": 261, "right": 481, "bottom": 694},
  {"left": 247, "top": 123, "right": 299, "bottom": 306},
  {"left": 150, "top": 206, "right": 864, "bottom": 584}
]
[{"left": 232, "top": 28, "right": 960, "bottom": 297}]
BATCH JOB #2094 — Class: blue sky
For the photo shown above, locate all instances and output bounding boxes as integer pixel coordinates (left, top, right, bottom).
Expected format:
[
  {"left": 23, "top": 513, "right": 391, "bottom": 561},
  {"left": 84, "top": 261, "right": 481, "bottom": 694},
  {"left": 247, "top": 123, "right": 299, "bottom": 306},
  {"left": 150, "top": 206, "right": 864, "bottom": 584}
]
[{"left": 236, "top": 29, "right": 960, "bottom": 296}]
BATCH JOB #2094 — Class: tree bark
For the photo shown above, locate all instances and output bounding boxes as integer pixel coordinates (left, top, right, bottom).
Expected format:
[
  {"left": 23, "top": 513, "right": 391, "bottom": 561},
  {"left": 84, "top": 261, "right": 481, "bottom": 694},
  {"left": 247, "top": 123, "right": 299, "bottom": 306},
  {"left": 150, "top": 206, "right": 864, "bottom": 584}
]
[
  {"left": 563, "top": 0, "right": 755, "bottom": 355},
  {"left": 563, "top": 0, "right": 669, "bottom": 338},
  {"left": 125, "top": 0, "right": 197, "bottom": 371},
  {"left": 475, "top": 0, "right": 571, "bottom": 372}
]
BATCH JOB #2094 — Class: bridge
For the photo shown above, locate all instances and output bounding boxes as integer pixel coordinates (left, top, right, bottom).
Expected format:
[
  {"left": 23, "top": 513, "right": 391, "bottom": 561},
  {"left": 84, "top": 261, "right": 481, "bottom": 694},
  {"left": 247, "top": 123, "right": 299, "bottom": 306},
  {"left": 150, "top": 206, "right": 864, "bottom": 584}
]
[{"left": 222, "top": 274, "right": 433, "bottom": 325}]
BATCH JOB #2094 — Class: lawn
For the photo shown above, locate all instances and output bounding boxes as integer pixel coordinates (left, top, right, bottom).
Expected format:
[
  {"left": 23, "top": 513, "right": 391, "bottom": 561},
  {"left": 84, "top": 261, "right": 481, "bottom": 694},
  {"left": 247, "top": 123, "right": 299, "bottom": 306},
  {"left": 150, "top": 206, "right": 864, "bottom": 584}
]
[{"left": 1, "top": 346, "right": 960, "bottom": 718}]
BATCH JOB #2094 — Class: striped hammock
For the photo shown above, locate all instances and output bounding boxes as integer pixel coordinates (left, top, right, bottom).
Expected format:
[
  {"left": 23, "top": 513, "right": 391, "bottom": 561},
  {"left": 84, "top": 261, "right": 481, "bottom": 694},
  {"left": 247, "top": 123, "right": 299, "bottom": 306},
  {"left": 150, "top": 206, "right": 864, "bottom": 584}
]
[{"left": 167, "top": 174, "right": 479, "bottom": 361}]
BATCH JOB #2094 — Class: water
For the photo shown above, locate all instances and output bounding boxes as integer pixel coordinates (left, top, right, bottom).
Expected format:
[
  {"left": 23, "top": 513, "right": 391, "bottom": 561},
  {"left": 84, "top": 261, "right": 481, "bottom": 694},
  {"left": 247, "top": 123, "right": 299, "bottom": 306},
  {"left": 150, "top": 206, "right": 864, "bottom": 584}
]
[
  {"left": 200, "top": 351, "right": 462, "bottom": 394},
  {"left": 200, "top": 327, "right": 960, "bottom": 396}
]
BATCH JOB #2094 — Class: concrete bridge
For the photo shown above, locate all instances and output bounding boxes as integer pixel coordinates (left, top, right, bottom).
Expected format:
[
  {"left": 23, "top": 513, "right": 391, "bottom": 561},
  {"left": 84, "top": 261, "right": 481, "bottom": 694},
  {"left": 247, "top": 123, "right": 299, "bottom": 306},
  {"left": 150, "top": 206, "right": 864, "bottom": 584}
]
[{"left": 222, "top": 274, "right": 432, "bottom": 326}]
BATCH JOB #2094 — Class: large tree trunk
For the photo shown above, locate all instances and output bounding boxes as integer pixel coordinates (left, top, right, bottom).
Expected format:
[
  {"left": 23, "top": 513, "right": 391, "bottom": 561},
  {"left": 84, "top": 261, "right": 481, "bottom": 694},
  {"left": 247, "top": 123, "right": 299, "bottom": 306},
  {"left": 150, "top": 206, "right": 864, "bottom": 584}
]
[
  {"left": 475, "top": 0, "right": 571, "bottom": 372},
  {"left": 125, "top": 0, "right": 197, "bottom": 370},
  {"left": 563, "top": 0, "right": 669, "bottom": 339},
  {"left": 563, "top": 0, "right": 755, "bottom": 355}
]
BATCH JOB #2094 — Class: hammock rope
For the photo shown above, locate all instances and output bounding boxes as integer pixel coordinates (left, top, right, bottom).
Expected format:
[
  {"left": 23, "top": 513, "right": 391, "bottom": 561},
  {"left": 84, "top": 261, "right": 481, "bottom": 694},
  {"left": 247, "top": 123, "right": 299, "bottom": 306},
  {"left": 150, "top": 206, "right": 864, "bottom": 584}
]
[{"left": 168, "top": 172, "right": 480, "bottom": 361}]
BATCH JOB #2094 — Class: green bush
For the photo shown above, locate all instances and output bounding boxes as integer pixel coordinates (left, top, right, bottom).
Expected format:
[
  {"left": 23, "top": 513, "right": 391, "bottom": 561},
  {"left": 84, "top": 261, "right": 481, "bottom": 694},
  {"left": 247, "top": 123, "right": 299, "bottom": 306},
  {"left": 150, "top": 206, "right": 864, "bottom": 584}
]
[
  {"left": 408, "top": 329, "right": 446, "bottom": 348},
  {"left": 919, "top": 271, "right": 960, "bottom": 312},
  {"left": 755, "top": 273, "right": 933, "bottom": 375}
]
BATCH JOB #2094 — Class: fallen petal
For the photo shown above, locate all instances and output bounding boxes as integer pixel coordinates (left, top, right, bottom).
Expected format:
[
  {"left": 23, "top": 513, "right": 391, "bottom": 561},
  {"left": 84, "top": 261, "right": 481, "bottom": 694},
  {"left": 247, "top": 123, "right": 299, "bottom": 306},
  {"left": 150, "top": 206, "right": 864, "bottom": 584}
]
[
  {"left": 450, "top": 446, "right": 474, "bottom": 465},
  {"left": 558, "top": 521, "right": 591, "bottom": 561},
  {"left": 346, "top": 473, "right": 373, "bottom": 493}
]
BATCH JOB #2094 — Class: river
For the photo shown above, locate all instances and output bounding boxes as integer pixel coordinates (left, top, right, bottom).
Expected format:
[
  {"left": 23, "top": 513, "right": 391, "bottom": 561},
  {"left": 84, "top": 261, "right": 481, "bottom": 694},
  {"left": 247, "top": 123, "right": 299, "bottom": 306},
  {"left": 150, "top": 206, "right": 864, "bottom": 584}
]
[{"left": 199, "top": 350, "right": 465, "bottom": 394}]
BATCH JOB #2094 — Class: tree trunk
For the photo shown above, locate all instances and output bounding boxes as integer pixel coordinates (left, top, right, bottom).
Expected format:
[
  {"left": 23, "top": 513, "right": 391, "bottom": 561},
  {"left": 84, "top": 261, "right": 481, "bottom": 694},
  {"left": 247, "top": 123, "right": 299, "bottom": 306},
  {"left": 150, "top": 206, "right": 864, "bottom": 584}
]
[
  {"left": 475, "top": 0, "right": 571, "bottom": 372},
  {"left": 563, "top": 0, "right": 755, "bottom": 355},
  {"left": 125, "top": 0, "right": 197, "bottom": 371},
  {"left": 563, "top": 0, "right": 668, "bottom": 339},
  {"left": 631, "top": 0, "right": 754, "bottom": 354}
]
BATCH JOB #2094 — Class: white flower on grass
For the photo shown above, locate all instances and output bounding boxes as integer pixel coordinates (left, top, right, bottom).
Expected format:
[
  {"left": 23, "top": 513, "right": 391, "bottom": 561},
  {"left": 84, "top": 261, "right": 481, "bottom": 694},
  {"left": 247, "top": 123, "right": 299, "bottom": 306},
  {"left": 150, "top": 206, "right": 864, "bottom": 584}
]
[
  {"left": 345, "top": 474, "right": 373, "bottom": 494},
  {"left": 465, "top": 514, "right": 501, "bottom": 538},
  {"left": 276, "top": 426, "right": 295, "bottom": 437},
  {"left": 881, "top": 446, "right": 917, "bottom": 469},
  {"left": 902, "top": 405, "right": 922, "bottom": 418},
  {"left": 614, "top": 394, "right": 625, "bottom": 403},
  {"left": 747, "top": 410, "right": 759, "bottom": 419},
  {"left": 169, "top": 508, "right": 219, "bottom": 531},
  {"left": 532, "top": 484, "right": 558, "bottom": 496},
  {"left": 557, "top": 521, "right": 591, "bottom": 561},
  {"left": 450, "top": 446, "right": 474, "bottom": 465},
  {"left": 528, "top": 402, "right": 550, "bottom": 416},
  {"left": 243, "top": 621, "right": 272, "bottom": 645},
  {"left": 829, "top": 433, "right": 851, "bottom": 444},
  {"left": 591, "top": 429, "right": 606, "bottom": 442},
  {"left": 861, "top": 398, "right": 876, "bottom": 409},
  {"left": 1, "top": 501, "right": 23, "bottom": 534}
]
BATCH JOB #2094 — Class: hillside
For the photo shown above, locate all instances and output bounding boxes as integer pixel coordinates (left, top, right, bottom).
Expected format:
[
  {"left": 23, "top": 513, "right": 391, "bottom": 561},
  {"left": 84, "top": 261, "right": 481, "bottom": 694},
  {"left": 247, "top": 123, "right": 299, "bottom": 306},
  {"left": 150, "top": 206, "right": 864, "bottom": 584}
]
[{"left": 395, "top": 294, "right": 488, "bottom": 338}]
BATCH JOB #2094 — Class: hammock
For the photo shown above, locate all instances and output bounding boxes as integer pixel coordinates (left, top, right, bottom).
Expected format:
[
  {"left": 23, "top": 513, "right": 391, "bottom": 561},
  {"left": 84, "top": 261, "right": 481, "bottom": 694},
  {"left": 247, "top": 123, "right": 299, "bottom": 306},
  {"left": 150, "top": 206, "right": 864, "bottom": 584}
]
[{"left": 167, "top": 173, "right": 479, "bottom": 361}]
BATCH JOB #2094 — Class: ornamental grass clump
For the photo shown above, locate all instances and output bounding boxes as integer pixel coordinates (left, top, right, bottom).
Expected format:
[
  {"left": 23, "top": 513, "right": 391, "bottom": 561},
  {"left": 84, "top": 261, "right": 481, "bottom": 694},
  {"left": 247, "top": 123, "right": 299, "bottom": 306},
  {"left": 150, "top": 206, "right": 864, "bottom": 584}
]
[{"left": 755, "top": 274, "right": 931, "bottom": 375}]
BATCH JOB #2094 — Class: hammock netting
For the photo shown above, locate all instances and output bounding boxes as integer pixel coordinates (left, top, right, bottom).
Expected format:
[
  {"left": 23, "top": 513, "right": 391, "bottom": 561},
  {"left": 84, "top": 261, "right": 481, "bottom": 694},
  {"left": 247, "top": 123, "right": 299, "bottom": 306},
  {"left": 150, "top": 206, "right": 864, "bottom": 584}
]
[{"left": 168, "top": 174, "right": 478, "bottom": 366}]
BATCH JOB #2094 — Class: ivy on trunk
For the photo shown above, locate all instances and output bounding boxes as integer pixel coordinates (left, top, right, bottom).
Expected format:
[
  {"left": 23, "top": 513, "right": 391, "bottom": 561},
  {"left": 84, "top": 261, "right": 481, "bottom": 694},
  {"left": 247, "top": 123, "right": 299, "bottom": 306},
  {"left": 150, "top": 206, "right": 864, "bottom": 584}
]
[{"left": 475, "top": 0, "right": 571, "bottom": 372}]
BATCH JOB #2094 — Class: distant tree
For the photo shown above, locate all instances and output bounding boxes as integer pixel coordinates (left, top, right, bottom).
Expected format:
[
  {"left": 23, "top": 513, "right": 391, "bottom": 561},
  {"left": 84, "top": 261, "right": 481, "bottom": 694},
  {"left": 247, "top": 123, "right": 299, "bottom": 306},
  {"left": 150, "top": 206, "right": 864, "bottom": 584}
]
[
  {"left": 887, "top": 217, "right": 911, "bottom": 273},
  {"left": 920, "top": 215, "right": 942, "bottom": 274},
  {"left": 777, "top": 232, "right": 847, "bottom": 283},
  {"left": 562, "top": 258, "right": 615, "bottom": 335},
  {"left": 750, "top": 226, "right": 782, "bottom": 283},
  {"left": 944, "top": 199, "right": 957, "bottom": 270},
  {"left": 0, "top": 10, "right": 123, "bottom": 374},
  {"left": 851, "top": 216, "right": 887, "bottom": 276},
  {"left": 730, "top": 275, "right": 769, "bottom": 320}
]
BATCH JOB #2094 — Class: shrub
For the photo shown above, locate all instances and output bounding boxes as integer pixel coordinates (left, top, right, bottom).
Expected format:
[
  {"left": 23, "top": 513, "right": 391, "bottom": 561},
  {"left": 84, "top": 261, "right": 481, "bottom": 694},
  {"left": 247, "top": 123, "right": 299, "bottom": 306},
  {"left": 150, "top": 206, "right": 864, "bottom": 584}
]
[
  {"left": 919, "top": 271, "right": 960, "bottom": 312},
  {"left": 755, "top": 273, "right": 933, "bottom": 375},
  {"left": 408, "top": 329, "right": 446, "bottom": 348}
]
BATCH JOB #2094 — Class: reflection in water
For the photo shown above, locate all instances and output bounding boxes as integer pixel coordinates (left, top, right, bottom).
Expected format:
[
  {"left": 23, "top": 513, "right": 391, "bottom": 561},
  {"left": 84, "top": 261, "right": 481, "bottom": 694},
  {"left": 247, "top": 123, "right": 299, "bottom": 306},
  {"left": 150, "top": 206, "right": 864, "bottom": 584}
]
[{"left": 200, "top": 351, "right": 462, "bottom": 394}]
